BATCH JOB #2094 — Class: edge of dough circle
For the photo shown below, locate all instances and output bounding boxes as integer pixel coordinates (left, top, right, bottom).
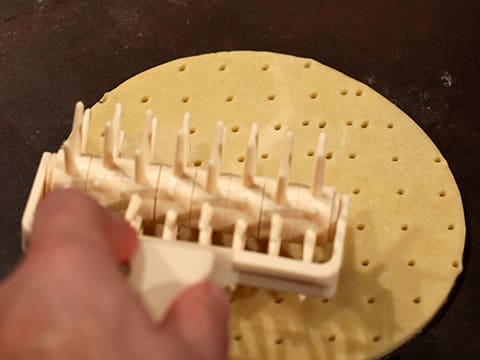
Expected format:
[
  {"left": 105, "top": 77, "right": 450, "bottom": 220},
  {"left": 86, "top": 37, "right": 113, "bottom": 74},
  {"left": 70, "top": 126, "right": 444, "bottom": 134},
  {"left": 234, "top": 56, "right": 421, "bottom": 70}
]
[{"left": 87, "top": 51, "right": 465, "bottom": 359}]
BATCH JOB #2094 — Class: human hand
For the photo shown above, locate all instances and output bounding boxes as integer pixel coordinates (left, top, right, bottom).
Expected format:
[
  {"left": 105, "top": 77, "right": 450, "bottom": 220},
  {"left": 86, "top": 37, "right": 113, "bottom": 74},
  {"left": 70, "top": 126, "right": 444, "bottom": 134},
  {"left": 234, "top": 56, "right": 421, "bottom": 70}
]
[{"left": 0, "top": 190, "right": 230, "bottom": 359}]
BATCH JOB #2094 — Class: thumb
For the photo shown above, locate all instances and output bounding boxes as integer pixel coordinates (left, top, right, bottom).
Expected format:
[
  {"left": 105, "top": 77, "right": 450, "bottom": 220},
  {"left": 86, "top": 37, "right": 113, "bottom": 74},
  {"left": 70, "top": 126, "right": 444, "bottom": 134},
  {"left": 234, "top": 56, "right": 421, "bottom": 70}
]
[{"left": 160, "top": 282, "right": 230, "bottom": 360}]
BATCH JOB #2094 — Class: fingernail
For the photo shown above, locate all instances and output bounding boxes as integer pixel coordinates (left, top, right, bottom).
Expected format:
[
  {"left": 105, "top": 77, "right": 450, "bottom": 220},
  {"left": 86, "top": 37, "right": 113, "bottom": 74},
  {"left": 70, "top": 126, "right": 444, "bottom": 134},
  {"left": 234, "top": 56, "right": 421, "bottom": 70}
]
[{"left": 108, "top": 214, "right": 138, "bottom": 262}]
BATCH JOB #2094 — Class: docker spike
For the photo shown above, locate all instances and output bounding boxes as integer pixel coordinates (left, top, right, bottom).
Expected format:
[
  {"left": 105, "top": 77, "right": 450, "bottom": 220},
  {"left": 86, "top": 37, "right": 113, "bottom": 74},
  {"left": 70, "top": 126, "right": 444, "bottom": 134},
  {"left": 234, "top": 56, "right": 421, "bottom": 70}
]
[
  {"left": 312, "top": 132, "right": 326, "bottom": 197},
  {"left": 242, "top": 123, "right": 258, "bottom": 187}
]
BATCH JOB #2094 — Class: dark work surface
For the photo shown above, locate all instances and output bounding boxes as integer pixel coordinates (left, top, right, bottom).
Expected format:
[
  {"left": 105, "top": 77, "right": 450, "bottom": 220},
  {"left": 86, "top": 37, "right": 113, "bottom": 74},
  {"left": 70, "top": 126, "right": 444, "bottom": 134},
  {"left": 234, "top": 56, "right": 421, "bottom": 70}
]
[{"left": 1, "top": 1, "right": 479, "bottom": 358}]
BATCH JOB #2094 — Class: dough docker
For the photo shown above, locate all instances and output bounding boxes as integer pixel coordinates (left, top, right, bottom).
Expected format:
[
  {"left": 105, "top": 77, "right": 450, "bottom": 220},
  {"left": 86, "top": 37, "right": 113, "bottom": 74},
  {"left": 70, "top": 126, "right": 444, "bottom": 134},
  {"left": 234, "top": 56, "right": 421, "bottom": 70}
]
[{"left": 22, "top": 102, "right": 349, "bottom": 320}]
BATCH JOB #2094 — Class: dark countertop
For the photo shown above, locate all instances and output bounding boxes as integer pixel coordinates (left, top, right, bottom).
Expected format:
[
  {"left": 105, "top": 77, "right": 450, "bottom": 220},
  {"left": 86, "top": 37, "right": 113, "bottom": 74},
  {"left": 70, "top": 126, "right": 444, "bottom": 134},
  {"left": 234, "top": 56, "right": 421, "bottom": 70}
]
[{"left": 1, "top": 1, "right": 479, "bottom": 358}]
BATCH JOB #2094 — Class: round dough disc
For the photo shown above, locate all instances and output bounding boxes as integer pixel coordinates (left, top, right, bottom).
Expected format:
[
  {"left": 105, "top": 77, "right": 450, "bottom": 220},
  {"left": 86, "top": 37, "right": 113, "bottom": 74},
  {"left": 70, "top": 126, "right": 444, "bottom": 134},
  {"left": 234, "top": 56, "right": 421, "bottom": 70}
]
[{"left": 87, "top": 51, "right": 465, "bottom": 359}]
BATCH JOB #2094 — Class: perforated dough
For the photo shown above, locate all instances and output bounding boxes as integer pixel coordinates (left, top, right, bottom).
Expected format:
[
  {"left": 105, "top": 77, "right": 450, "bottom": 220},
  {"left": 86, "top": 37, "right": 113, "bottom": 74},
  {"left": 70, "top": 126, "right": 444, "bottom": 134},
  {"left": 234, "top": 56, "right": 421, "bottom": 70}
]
[{"left": 87, "top": 51, "right": 465, "bottom": 359}]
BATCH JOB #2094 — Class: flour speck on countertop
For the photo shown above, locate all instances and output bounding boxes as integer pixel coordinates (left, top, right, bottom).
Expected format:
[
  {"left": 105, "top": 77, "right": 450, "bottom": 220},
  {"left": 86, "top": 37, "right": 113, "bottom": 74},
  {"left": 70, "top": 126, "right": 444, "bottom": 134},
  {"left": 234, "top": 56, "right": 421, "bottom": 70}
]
[
  {"left": 441, "top": 71, "right": 453, "bottom": 87},
  {"left": 365, "top": 74, "right": 376, "bottom": 85}
]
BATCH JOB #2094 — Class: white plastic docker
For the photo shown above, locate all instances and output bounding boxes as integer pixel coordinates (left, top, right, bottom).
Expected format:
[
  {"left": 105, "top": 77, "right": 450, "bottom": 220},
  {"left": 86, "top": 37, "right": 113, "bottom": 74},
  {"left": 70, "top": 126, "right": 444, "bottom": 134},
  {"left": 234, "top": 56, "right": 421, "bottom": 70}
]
[{"left": 22, "top": 102, "right": 349, "bottom": 320}]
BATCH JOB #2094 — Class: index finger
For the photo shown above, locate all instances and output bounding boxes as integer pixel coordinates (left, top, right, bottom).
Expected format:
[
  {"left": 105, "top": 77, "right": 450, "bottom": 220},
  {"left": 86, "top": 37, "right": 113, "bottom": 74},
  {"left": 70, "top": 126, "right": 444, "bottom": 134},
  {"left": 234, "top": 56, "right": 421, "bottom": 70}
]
[{"left": 30, "top": 189, "right": 137, "bottom": 264}]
